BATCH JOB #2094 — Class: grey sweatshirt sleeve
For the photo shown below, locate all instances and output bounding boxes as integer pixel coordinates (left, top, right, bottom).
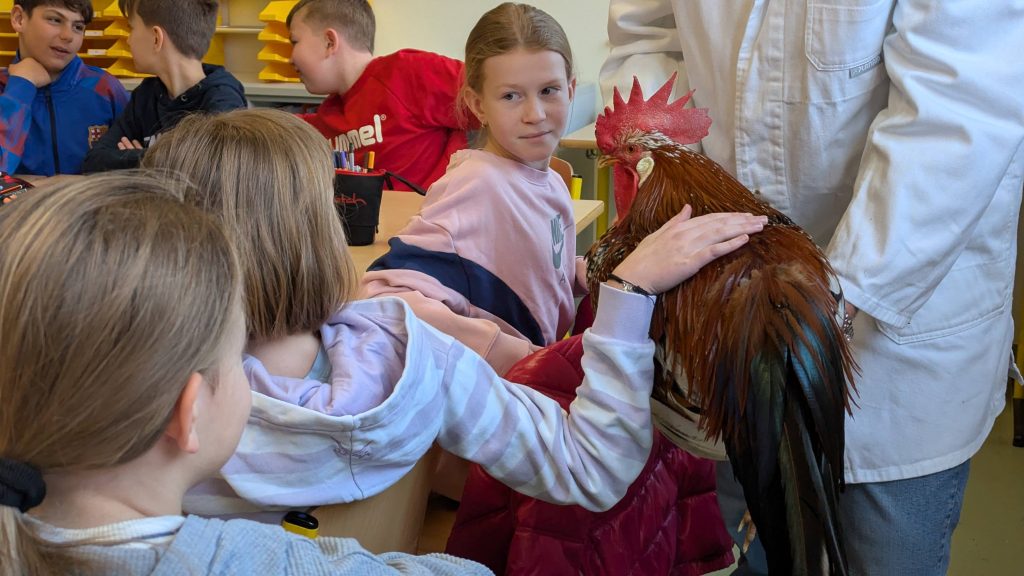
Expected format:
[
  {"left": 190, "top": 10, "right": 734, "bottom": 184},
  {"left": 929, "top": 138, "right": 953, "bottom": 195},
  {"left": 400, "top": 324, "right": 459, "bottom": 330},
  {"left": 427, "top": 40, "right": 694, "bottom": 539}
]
[{"left": 75, "top": 516, "right": 492, "bottom": 575}]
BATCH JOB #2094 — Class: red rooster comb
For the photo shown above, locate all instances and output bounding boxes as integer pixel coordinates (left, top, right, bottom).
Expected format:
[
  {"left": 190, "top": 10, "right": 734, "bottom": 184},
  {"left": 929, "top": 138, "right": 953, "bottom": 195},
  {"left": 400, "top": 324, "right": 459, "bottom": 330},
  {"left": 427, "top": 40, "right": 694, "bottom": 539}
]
[{"left": 595, "top": 73, "right": 712, "bottom": 154}]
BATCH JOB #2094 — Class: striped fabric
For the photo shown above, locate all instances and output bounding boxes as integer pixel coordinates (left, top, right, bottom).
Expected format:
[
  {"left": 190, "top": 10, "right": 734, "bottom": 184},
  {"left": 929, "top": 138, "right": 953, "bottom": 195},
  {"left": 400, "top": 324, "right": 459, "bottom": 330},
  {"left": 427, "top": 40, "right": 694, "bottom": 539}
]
[{"left": 185, "top": 289, "right": 656, "bottom": 517}]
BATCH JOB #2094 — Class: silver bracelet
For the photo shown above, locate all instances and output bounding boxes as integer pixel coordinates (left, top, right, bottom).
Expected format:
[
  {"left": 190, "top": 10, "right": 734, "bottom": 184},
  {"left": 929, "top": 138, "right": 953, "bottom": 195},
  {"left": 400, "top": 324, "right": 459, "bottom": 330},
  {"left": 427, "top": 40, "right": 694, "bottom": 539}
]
[{"left": 607, "top": 273, "right": 656, "bottom": 299}]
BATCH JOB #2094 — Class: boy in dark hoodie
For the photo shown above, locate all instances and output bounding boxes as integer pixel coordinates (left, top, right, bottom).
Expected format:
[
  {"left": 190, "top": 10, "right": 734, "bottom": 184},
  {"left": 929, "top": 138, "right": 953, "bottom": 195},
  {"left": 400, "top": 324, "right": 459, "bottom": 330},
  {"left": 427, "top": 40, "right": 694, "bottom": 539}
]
[{"left": 83, "top": 0, "right": 246, "bottom": 172}]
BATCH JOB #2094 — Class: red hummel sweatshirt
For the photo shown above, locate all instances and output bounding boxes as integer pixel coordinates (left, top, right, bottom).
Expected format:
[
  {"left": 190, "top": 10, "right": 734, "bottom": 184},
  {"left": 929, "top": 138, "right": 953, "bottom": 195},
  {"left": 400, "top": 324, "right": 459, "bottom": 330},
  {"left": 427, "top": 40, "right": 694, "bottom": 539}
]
[{"left": 301, "top": 49, "right": 473, "bottom": 190}]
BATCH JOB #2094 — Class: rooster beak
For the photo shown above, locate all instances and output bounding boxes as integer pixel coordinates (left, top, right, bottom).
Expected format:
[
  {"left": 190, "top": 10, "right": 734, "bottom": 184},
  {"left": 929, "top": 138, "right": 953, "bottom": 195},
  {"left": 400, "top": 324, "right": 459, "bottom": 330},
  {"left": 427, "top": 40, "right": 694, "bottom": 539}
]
[{"left": 597, "top": 155, "right": 618, "bottom": 169}]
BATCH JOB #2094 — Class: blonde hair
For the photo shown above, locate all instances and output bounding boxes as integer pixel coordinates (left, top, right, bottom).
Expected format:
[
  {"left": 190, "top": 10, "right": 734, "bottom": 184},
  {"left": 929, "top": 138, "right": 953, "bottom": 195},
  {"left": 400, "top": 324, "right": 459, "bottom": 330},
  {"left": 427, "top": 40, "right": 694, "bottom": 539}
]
[
  {"left": 0, "top": 173, "right": 240, "bottom": 576},
  {"left": 143, "top": 108, "right": 355, "bottom": 342},
  {"left": 458, "top": 2, "right": 574, "bottom": 128}
]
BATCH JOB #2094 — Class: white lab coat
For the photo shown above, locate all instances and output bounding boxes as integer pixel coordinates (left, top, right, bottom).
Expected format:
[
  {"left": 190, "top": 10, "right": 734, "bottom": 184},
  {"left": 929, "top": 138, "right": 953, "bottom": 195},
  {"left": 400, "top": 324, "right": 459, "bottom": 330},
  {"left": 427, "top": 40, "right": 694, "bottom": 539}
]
[{"left": 601, "top": 0, "right": 1024, "bottom": 483}]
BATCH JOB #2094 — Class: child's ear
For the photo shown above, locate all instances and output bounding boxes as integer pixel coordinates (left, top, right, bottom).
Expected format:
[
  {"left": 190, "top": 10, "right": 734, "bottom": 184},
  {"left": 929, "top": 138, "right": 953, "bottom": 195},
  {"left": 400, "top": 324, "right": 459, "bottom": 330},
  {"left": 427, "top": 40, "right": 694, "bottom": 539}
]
[
  {"left": 464, "top": 87, "right": 487, "bottom": 127},
  {"left": 568, "top": 77, "right": 577, "bottom": 102},
  {"left": 152, "top": 26, "right": 166, "bottom": 52},
  {"left": 10, "top": 6, "right": 27, "bottom": 33},
  {"left": 165, "top": 373, "right": 204, "bottom": 454},
  {"left": 323, "top": 27, "right": 341, "bottom": 55}
]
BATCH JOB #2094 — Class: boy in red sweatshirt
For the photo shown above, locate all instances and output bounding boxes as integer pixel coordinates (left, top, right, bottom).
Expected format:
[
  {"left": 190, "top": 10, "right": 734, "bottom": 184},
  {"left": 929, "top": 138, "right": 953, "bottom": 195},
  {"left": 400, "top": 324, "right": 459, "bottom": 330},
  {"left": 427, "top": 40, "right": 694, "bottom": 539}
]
[{"left": 287, "top": 0, "right": 471, "bottom": 190}]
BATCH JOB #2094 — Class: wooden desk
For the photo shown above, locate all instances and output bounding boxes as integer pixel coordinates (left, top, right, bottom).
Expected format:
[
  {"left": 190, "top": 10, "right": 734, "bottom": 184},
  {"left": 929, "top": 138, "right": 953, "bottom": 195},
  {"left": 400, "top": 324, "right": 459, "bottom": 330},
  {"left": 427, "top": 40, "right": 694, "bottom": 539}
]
[
  {"left": 574, "top": 197, "right": 604, "bottom": 231},
  {"left": 349, "top": 191, "right": 604, "bottom": 277},
  {"left": 349, "top": 190, "right": 425, "bottom": 273},
  {"left": 559, "top": 122, "right": 611, "bottom": 235}
]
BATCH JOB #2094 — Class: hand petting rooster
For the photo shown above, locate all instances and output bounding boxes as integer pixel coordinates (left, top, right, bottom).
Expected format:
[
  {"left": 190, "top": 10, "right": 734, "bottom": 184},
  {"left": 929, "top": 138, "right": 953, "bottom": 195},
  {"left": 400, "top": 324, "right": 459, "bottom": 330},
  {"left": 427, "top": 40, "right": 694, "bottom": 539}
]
[{"left": 586, "top": 75, "right": 857, "bottom": 576}]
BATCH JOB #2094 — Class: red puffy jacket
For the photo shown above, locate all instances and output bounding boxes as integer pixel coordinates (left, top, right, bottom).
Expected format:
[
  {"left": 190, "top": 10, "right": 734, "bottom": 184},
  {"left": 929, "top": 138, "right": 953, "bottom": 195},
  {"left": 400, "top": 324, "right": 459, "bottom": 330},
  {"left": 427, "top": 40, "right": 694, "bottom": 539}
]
[{"left": 446, "top": 335, "right": 734, "bottom": 575}]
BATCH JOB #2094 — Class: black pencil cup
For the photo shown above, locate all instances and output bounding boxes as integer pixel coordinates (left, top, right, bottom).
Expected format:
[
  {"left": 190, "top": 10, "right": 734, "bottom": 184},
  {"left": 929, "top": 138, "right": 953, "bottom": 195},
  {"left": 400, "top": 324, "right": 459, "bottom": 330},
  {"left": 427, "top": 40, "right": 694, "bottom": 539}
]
[
  {"left": 332, "top": 169, "right": 427, "bottom": 246},
  {"left": 333, "top": 169, "right": 386, "bottom": 246}
]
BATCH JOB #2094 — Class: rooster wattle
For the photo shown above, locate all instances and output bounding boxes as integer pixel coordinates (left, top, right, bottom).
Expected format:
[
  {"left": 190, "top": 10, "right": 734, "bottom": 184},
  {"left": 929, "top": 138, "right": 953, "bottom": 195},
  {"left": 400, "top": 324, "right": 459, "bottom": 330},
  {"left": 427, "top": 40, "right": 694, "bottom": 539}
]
[{"left": 587, "top": 75, "right": 857, "bottom": 576}]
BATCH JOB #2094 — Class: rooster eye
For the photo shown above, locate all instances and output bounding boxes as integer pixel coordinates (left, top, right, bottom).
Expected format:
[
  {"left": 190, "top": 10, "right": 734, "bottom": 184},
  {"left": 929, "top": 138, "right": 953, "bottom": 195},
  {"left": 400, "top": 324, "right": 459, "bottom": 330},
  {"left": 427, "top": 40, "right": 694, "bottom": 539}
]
[{"left": 627, "top": 145, "right": 637, "bottom": 153}]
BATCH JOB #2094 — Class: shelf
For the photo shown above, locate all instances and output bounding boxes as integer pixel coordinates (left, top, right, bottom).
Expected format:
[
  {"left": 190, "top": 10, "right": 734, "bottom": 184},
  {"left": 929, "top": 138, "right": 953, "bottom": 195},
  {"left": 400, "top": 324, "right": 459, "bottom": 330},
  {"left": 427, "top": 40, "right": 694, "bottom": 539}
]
[
  {"left": 99, "top": 0, "right": 122, "bottom": 18},
  {"left": 257, "top": 44, "right": 290, "bottom": 64},
  {"left": 258, "top": 22, "right": 289, "bottom": 43},
  {"left": 107, "top": 57, "right": 148, "bottom": 78},
  {"left": 259, "top": 1, "right": 298, "bottom": 23},
  {"left": 1, "top": 1, "right": 314, "bottom": 103},
  {"left": 256, "top": 2, "right": 298, "bottom": 82},
  {"left": 119, "top": 71, "right": 318, "bottom": 103},
  {"left": 102, "top": 20, "right": 129, "bottom": 37},
  {"left": 216, "top": 26, "right": 263, "bottom": 35}
]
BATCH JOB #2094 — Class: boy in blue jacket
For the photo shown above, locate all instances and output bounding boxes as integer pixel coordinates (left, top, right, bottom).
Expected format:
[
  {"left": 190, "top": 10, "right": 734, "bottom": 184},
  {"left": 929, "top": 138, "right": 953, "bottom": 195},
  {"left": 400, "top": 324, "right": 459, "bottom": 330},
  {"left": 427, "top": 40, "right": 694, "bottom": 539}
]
[
  {"left": 83, "top": 0, "right": 246, "bottom": 172},
  {"left": 0, "top": 0, "right": 129, "bottom": 176}
]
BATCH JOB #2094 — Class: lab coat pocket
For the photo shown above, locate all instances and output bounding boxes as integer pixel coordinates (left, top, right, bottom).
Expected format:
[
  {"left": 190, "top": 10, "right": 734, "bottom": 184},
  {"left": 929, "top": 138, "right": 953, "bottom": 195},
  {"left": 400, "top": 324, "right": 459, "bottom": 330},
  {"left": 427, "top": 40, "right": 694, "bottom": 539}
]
[
  {"left": 806, "top": 0, "right": 893, "bottom": 71},
  {"left": 875, "top": 261, "right": 1011, "bottom": 345}
]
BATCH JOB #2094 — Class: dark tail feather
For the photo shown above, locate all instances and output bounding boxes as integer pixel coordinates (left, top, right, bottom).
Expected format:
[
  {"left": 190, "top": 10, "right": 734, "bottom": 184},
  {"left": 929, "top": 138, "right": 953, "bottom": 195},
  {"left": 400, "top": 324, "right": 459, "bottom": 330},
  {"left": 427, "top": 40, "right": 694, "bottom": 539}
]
[
  {"left": 727, "top": 345, "right": 848, "bottom": 576},
  {"left": 694, "top": 260, "right": 853, "bottom": 576},
  {"left": 780, "top": 350, "right": 846, "bottom": 576}
]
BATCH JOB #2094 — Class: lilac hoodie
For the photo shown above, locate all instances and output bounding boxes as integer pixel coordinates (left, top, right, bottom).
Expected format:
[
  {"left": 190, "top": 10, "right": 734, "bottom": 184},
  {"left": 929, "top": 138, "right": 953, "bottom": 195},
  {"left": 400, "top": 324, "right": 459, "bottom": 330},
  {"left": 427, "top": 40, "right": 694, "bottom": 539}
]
[{"left": 185, "top": 289, "right": 656, "bottom": 517}]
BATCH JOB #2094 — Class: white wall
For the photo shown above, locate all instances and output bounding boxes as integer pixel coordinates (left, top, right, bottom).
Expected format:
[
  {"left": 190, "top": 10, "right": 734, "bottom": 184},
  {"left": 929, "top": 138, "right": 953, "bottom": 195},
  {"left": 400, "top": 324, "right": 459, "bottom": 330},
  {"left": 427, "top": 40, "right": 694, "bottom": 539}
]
[{"left": 372, "top": 0, "right": 611, "bottom": 122}]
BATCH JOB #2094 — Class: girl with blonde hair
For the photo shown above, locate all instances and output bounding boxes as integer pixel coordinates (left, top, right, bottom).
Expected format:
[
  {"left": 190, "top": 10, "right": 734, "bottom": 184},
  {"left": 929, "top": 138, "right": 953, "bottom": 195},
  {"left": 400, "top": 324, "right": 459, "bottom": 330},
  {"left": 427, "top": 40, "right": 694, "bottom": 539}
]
[
  {"left": 143, "top": 107, "right": 764, "bottom": 519},
  {"left": 0, "top": 174, "right": 488, "bottom": 575},
  {"left": 361, "top": 2, "right": 584, "bottom": 374}
]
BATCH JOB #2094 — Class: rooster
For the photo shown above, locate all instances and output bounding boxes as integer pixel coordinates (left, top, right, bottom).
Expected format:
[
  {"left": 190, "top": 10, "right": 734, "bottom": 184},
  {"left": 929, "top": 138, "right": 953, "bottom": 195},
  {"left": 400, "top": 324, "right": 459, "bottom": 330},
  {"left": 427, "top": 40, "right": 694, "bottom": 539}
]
[{"left": 586, "top": 75, "right": 856, "bottom": 576}]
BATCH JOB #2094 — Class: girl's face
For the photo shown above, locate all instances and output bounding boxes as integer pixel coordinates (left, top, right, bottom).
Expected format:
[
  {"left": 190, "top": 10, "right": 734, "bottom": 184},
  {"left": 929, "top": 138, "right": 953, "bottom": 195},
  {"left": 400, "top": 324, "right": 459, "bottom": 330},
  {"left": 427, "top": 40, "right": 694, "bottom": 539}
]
[{"left": 469, "top": 48, "right": 574, "bottom": 171}]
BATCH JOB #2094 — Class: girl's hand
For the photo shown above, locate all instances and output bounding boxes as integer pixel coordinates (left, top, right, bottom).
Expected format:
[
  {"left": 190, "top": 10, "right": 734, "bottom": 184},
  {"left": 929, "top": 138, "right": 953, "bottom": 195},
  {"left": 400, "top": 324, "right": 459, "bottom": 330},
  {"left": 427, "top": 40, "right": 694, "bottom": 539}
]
[{"left": 610, "top": 205, "right": 766, "bottom": 295}]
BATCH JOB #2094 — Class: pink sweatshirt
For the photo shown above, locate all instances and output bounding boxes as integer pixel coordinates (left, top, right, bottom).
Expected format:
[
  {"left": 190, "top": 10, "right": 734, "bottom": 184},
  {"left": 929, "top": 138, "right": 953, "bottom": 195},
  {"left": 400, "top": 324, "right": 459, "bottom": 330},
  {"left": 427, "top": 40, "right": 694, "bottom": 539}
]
[{"left": 361, "top": 149, "right": 583, "bottom": 374}]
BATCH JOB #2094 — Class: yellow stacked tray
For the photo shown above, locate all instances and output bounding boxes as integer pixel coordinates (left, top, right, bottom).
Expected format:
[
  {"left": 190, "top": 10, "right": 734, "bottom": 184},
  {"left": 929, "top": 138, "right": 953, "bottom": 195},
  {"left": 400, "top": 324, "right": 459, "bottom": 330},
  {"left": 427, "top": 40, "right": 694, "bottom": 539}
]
[
  {"left": 101, "top": 19, "right": 130, "bottom": 38},
  {"left": 99, "top": 0, "right": 122, "bottom": 17},
  {"left": 257, "top": 62, "right": 300, "bottom": 82},
  {"left": 258, "top": 0, "right": 298, "bottom": 23},
  {"left": 106, "top": 58, "right": 147, "bottom": 78},
  {"left": 257, "top": 0, "right": 298, "bottom": 82},
  {"left": 258, "top": 21, "right": 289, "bottom": 43},
  {"left": 0, "top": 1, "right": 17, "bottom": 67},
  {"left": 257, "top": 43, "right": 290, "bottom": 64},
  {"left": 205, "top": 34, "right": 225, "bottom": 66},
  {"left": 1, "top": 1, "right": 272, "bottom": 81},
  {"left": 77, "top": 1, "right": 135, "bottom": 77}
]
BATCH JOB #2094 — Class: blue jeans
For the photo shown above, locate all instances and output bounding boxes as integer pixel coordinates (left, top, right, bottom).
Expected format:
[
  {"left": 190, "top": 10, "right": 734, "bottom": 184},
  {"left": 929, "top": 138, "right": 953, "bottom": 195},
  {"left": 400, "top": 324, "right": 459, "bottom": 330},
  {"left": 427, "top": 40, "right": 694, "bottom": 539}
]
[
  {"left": 839, "top": 460, "right": 971, "bottom": 576},
  {"left": 716, "top": 461, "right": 768, "bottom": 575}
]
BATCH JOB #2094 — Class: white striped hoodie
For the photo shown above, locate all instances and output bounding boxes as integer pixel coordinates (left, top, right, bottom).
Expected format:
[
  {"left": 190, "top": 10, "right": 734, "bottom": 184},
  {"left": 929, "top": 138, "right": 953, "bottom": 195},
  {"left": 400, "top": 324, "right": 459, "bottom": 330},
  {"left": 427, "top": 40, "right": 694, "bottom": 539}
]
[{"left": 185, "top": 287, "right": 655, "bottom": 516}]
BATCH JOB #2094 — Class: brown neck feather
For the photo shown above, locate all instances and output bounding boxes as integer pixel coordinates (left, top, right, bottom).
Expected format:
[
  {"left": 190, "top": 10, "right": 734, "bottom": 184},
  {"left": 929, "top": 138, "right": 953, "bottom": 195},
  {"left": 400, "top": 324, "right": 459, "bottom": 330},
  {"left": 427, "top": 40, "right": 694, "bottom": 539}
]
[{"left": 622, "top": 146, "right": 789, "bottom": 237}]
